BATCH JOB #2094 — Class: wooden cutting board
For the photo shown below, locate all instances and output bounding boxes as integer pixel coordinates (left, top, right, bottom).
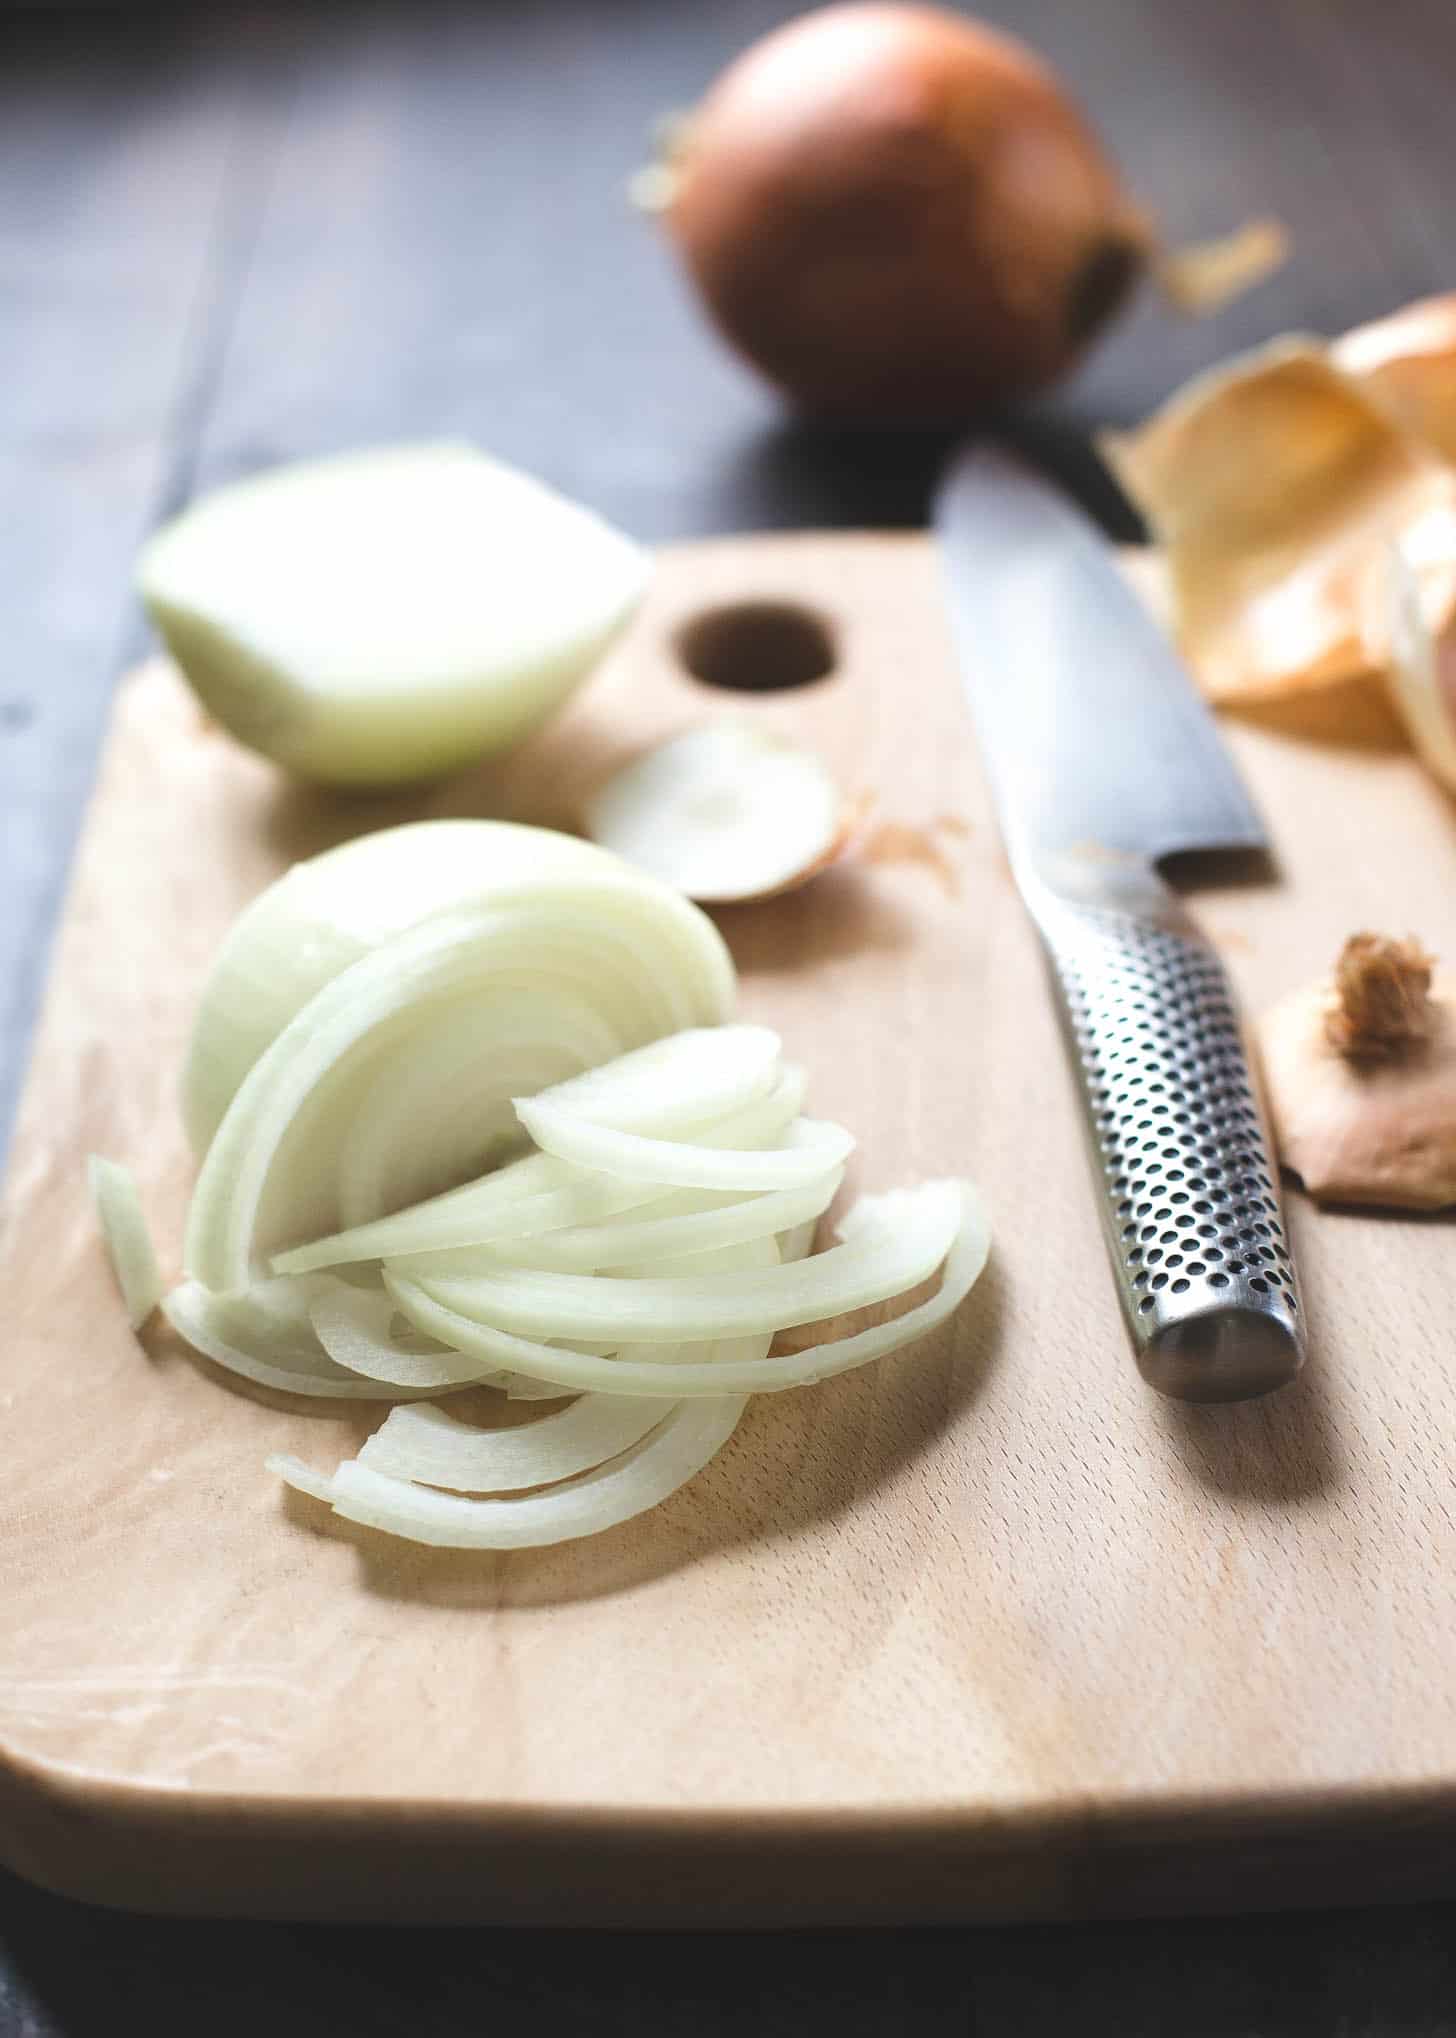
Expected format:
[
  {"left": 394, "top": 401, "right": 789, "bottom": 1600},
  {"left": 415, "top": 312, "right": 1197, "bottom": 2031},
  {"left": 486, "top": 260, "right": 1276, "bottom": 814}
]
[{"left": 4, "top": 532, "right": 1456, "bottom": 1927}]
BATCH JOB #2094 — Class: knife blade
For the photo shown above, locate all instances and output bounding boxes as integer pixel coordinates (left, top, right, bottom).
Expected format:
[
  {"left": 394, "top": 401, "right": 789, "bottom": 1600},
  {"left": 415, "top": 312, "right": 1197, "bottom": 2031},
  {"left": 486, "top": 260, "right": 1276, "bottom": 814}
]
[{"left": 935, "top": 444, "right": 1304, "bottom": 1403}]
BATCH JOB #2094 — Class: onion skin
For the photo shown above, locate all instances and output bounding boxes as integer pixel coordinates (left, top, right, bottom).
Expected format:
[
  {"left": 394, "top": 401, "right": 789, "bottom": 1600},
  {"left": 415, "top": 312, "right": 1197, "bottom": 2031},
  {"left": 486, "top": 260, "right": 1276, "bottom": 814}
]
[{"left": 666, "top": 3, "right": 1147, "bottom": 421}]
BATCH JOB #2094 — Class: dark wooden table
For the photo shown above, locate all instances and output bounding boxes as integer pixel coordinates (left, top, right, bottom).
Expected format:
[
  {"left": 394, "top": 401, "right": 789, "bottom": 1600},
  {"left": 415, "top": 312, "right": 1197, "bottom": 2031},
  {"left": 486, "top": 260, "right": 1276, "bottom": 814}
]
[{"left": 5, "top": 1, "right": 1456, "bottom": 2028}]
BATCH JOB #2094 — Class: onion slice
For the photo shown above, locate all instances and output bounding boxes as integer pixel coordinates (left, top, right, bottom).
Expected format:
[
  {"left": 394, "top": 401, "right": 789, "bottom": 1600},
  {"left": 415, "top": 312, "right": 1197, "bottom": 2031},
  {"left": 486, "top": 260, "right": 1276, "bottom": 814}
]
[
  {"left": 269, "top": 1395, "right": 746, "bottom": 1548},
  {"left": 357, "top": 1393, "right": 677, "bottom": 1491},
  {"left": 584, "top": 722, "right": 852, "bottom": 901},
  {"left": 161, "top": 1277, "right": 437, "bottom": 1400},
  {"left": 88, "top": 1156, "right": 163, "bottom": 1328},
  {"left": 388, "top": 1180, "right": 986, "bottom": 1394},
  {"left": 309, "top": 1283, "right": 516, "bottom": 1390},
  {"left": 515, "top": 1094, "right": 848, "bottom": 1192}
]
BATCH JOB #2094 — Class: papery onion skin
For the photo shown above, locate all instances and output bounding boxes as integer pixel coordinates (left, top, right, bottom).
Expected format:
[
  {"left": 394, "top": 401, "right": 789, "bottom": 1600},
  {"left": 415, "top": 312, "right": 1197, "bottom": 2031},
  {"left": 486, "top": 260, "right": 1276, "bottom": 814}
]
[{"left": 665, "top": 3, "right": 1148, "bottom": 421}]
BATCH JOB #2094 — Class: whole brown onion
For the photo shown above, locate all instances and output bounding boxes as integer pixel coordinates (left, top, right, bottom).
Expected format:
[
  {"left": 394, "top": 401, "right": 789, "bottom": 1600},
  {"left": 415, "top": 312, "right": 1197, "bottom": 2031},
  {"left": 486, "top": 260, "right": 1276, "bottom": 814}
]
[{"left": 664, "top": 3, "right": 1149, "bottom": 422}]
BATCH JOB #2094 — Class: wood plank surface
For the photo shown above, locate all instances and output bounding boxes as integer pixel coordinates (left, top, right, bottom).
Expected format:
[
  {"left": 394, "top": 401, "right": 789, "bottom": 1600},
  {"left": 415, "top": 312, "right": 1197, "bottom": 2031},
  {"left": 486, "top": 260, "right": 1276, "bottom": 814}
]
[{"left": 3, "top": 531, "right": 1456, "bottom": 1925}]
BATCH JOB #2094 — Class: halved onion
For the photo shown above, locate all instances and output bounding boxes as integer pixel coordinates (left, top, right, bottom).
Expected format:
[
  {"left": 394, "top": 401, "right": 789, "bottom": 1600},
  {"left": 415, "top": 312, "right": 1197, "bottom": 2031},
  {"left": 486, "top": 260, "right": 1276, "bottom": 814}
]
[
  {"left": 270, "top": 1395, "right": 746, "bottom": 1550},
  {"left": 88, "top": 1156, "right": 163, "bottom": 1328},
  {"left": 584, "top": 722, "right": 853, "bottom": 901},
  {"left": 139, "top": 442, "right": 649, "bottom": 791}
]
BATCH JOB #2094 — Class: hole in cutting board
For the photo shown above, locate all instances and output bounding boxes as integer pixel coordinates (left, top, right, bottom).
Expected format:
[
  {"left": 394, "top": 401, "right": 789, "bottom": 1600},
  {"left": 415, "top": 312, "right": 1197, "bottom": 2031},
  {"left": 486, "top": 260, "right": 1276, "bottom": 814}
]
[{"left": 675, "top": 601, "right": 836, "bottom": 692}]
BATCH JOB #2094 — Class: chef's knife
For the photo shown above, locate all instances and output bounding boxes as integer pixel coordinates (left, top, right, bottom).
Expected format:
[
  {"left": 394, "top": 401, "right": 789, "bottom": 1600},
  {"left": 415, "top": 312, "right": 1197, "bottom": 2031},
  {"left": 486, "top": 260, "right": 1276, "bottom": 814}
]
[{"left": 935, "top": 445, "right": 1304, "bottom": 1403}]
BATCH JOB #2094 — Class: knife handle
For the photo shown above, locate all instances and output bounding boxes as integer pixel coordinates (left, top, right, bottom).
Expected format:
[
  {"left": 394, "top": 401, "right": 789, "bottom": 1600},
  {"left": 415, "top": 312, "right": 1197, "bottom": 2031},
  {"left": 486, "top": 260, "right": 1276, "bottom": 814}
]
[{"left": 1026, "top": 863, "right": 1304, "bottom": 1403}]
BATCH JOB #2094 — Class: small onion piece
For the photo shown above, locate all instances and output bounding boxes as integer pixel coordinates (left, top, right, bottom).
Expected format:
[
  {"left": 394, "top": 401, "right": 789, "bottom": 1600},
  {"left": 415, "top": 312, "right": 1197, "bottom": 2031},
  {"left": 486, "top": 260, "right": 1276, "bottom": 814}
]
[
  {"left": 161, "top": 1276, "right": 438, "bottom": 1400},
  {"left": 310, "top": 1282, "right": 521, "bottom": 1390},
  {"left": 269, "top": 1395, "right": 746, "bottom": 1549},
  {"left": 357, "top": 1393, "right": 678, "bottom": 1491},
  {"left": 584, "top": 723, "right": 853, "bottom": 901},
  {"left": 514, "top": 1095, "right": 848, "bottom": 1193},
  {"left": 88, "top": 1156, "right": 163, "bottom": 1328}
]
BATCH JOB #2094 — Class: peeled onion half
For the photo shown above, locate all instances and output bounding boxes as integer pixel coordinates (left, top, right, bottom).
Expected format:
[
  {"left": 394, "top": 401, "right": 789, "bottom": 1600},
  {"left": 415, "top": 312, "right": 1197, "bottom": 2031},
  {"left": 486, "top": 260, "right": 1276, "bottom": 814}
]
[
  {"left": 583, "top": 723, "right": 853, "bottom": 901},
  {"left": 139, "top": 443, "right": 648, "bottom": 786}
]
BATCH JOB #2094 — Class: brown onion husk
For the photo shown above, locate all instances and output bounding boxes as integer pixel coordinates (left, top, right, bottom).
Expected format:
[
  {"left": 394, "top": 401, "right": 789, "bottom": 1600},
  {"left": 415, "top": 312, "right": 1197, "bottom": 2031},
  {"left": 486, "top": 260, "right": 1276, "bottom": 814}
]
[
  {"left": 665, "top": 3, "right": 1149, "bottom": 422},
  {"left": 1102, "top": 340, "right": 1456, "bottom": 704}
]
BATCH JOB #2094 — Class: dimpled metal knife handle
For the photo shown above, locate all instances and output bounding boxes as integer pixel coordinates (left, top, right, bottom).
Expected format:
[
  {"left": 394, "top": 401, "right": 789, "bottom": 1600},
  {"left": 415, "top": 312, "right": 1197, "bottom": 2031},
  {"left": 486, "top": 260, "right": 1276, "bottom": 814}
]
[{"left": 1029, "top": 870, "right": 1305, "bottom": 1403}]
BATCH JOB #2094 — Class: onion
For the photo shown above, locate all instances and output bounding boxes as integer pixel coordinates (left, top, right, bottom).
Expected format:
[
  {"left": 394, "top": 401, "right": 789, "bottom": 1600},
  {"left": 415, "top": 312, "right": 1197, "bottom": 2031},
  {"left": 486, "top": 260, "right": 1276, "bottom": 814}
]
[
  {"left": 269, "top": 1396, "right": 747, "bottom": 1551},
  {"left": 357, "top": 1393, "right": 679, "bottom": 1491},
  {"left": 662, "top": 2, "right": 1147, "bottom": 420},
  {"left": 136, "top": 811, "right": 991, "bottom": 1552},
  {"left": 584, "top": 723, "right": 853, "bottom": 901},
  {"left": 88, "top": 1156, "right": 163, "bottom": 1329},
  {"left": 182, "top": 819, "right": 732, "bottom": 1157},
  {"left": 138, "top": 442, "right": 648, "bottom": 789}
]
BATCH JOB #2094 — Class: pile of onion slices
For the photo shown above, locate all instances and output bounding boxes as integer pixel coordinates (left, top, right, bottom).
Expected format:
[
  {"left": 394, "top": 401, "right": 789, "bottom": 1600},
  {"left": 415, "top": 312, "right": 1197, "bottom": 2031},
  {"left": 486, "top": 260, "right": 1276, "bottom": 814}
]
[{"left": 96, "top": 822, "right": 989, "bottom": 1552}]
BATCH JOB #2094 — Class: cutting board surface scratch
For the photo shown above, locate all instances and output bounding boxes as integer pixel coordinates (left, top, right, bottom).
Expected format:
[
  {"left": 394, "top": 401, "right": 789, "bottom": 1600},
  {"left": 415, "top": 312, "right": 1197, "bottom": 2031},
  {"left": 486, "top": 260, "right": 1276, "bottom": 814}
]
[{"left": 3, "top": 532, "right": 1454, "bottom": 1925}]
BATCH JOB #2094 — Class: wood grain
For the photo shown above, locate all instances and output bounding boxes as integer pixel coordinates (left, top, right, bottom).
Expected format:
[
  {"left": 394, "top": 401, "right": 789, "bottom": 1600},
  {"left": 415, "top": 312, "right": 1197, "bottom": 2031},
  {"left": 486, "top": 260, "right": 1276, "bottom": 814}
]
[{"left": 3, "top": 531, "right": 1456, "bottom": 1924}]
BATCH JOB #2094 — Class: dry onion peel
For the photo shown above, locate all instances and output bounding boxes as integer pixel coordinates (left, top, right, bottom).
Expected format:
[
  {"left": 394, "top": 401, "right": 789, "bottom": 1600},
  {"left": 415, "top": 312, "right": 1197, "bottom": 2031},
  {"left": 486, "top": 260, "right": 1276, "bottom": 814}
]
[
  {"left": 88, "top": 1156, "right": 163, "bottom": 1328},
  {"left": 1101, "top": 339, "right": 1456, "bottom": 703},
  {"left": 584, "top": 723, "right": 852, "bottom": 901},
  {"left": 1334, "top": 294, "right": 1456, "bottom": 465},
  {"left": 269, "top": 1396, "right": 746, "bottom": 1550}
]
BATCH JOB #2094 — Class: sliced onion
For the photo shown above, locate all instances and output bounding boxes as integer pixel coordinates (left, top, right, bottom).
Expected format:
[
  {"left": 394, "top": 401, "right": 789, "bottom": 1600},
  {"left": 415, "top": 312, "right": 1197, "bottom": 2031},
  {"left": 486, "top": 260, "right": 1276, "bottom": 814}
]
[
  {"left": 186, "top": 882, "right": 735, "bottom": 1291},
  {"left": 182, "top": 820, "right": 731, "bottom": 1157},
  {"left": 526, "top": 1023, "right": 783, "bottom": 1133},
  {"left": 88, "top": 1155, "right": 163, "bottom": 1328},
  {"left": 414, "top": 1168, "right": 843, "bottom": 1276},
  {"left": 269, "top": 1394, "right": 745, "bottom": 1549},
  {"left": 401, "top": 1182, "right": 950, "bottom": 1343},
  {"left": 309, "top": 1282, "right": 515, "bottom": 1389},
  {"left": 386, "top": 1181, "right": 985, "bottom": 1396},
  {"left": 270, "top": 1061, "right": 808, "bottom": 1278},
  {"left": 357, "top": 1393, "right": 677, "bottom": 1491},
  {"left": 583, "top": 722, "right": 852, "bottom": 901},
  {"left": 161, "top": 1276, "right": 436, "bottom": 1400},
  {"left": 514, "top": 1094, "right": 848, "bottom": 1193}
]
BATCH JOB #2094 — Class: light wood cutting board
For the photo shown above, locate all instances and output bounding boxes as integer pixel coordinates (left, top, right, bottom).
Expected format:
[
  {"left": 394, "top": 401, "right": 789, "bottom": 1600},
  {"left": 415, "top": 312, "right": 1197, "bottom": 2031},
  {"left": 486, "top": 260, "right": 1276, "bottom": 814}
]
[{"left": 4, "top": 532, "right": 1456, "bottom": 1926}]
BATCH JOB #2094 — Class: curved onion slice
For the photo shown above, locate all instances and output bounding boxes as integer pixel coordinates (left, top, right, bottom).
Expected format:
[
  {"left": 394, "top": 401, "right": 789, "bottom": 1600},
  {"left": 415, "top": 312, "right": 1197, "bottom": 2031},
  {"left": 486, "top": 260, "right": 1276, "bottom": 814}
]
[
  {"left": 584, "top": 722, "right": 852, "bottom": 901},
  {"left": 88, "top": 1156, "right": 163, "bottom": 1328},
  {"left": 418, "top": 1169, "right": 843, "bottom": 1276},
  {"left": 515, "top": 1094, "right": 848, "bottom": 1193},
  {"left": 186, "top": 882, "right": 736, "bottom": 1291},
  {"left": 309, "top": 1283, "right": 517, "bottom": 1390},
  {"left": 357, "top": 1393, "right": 677, "bottom": 1491},
  {"left": 269, "top": 1394, "right": 745, "bottom": 1549},
  {"left": 161, "top": 1277, "right": 437, "bottom": 1400},
  {"left": 401, "top": 1181, "right": 951, "bottom": 1343},
  {"left": 387, "top": 1181, "right": 985, "bottom": 1396},
  {"left": 181, "top": 819, "right": 734, "bottom": 1160}
]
